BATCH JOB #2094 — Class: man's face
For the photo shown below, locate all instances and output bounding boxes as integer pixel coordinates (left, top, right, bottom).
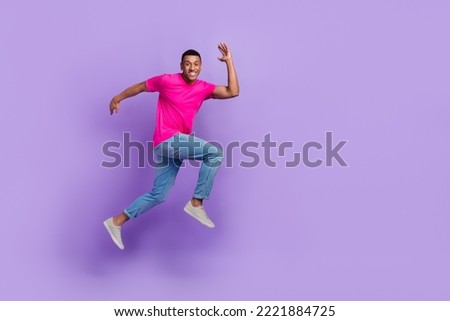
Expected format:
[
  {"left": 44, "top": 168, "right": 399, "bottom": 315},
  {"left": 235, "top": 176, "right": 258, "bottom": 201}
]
[{"left": 180, "top": 55, "right": 202, "bottom": 83}]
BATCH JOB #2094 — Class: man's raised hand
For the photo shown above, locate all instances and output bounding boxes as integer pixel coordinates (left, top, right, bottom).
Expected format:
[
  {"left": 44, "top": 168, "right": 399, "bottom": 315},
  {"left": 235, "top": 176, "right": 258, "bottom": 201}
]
[{"left": 217, "top": 42, "right": 232, "bottom": 62}]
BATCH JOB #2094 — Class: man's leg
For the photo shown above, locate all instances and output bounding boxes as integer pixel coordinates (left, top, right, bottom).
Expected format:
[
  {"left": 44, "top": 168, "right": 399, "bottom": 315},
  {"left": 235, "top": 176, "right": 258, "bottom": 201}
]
[
  {"left": 192, "top": 141, "right": 224, "bottom": 202},
  {"left": 175, "top": 134, "right": 224, "bottom": 227},
  {"left": 122, "top": 157, "right": 182, "bottom": 220},
  {"left": 104, "top": 142, "right": 182, "bottom": 249}
]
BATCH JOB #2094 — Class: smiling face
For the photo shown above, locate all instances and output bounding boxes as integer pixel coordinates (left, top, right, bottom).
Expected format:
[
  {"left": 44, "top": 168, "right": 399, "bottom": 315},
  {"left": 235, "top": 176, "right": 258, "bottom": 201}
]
[{"left": 180, "top": 55, "right": 202, "bottom": 84}]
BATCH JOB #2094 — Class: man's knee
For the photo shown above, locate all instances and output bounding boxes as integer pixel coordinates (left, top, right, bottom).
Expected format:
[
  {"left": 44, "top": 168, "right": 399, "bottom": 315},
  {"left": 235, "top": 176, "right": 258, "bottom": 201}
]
[
  {"left": 205, "top": 145, "right": 223, "bottom": 167},
  {"left": 213, "top": 146, "right": 224, "bottom": 161}
]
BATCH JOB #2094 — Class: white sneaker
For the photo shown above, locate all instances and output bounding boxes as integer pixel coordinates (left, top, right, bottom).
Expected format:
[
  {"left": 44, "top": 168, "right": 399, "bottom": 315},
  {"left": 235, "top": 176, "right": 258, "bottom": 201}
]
[
  {"left": 184, "top": 201, "right": 215, "bottom": 228},
  {"left": 103, "top": 217, "right": 125, "bottom": 250}
]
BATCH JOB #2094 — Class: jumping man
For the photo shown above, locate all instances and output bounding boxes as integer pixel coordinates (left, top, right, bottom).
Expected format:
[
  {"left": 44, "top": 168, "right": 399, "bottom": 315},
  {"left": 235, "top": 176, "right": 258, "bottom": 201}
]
[{"left": 104, "top": 43, "right": 239, "bottom": 250}]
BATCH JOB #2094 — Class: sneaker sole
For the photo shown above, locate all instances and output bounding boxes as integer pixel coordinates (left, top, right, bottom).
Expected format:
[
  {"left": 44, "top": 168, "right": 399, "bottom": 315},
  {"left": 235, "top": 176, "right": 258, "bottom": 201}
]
[
  {"left": 183, "top": 206, "right": 215, "bottom": 228},
  {"left": 103, "top": 220, "right": 125, "bottom": 250}
]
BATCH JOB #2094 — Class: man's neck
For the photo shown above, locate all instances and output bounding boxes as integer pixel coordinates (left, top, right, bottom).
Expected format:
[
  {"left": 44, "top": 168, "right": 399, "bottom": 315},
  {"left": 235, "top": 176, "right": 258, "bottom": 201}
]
[{"left": 181, "top": 73, "right": 196, "bottom": 85}]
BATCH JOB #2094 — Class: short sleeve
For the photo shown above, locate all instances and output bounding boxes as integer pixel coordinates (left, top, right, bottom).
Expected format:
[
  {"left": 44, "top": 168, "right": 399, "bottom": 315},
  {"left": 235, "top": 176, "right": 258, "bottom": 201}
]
[
  {"left": 203, "top": 81, "right": 217, "bottom": 100},
  {"left": 145, "top": 74, "right": 165, "bottom": 92}
]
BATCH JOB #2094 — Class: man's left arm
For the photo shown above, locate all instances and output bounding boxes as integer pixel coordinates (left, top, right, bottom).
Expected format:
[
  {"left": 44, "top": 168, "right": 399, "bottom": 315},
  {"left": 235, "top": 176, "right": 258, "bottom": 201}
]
[{"left": 212, "top": 43, "right": 240, "bottom": 99}]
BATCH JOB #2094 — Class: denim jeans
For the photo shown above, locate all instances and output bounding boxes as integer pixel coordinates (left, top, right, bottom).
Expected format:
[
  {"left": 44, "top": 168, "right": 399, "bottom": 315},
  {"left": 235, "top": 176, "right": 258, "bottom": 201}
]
[{"left": 123, "top": 133, "right": 224, "bottom": 220}]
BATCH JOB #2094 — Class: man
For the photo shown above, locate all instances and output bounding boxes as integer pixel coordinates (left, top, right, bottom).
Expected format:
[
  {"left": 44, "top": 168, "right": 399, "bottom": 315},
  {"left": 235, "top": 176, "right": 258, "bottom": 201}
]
[{"left": 104, "top": 43, "right": 239, "bottom": 250}]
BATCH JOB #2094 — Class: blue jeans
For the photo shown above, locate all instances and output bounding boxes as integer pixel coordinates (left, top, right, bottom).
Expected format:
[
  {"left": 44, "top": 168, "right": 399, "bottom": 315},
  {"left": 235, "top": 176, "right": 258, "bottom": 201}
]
[{"left": 123, "top": 133, "right": 224, "bottom": 220}]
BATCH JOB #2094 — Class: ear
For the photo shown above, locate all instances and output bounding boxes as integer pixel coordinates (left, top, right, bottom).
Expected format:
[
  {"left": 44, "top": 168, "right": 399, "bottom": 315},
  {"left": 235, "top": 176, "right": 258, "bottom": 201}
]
[{"left": 180, "top": 62, "right": 183, "bottom": 70}]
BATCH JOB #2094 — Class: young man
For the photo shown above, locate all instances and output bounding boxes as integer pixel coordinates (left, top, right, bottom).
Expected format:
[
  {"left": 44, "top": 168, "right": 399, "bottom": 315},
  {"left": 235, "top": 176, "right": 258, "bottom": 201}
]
[{"left": 104, "top": 43, "right": 239, "bottom": 250}]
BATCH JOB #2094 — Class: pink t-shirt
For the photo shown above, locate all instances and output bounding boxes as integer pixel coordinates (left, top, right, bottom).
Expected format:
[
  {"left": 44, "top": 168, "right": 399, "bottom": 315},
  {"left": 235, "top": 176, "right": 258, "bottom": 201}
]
[{"left": 146, "top": 73, "right": 216, "bottom": 147}]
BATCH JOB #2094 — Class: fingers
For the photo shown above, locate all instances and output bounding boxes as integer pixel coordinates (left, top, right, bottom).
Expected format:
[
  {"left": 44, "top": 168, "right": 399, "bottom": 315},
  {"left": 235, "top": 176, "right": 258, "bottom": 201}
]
[
  {"left": 217, "top": 42, "right": 226, "bottom": 52},
  {"left": 110, "top": 102, "right": 119, "bottom": 115},
  {"left": 218, "top": 42, "right": 228, "bottom": 49},
  {"left": 217, "top": 42, "right": 231, "bottom": 61}
]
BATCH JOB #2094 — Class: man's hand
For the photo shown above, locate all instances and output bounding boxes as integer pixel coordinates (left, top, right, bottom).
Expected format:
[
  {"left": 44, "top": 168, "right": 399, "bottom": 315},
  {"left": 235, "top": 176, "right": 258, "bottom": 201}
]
[
  {"left": 212, "top": 42, "right": 239, "bottom": 99},
  {"left": 108, "top": 82, "right": 148, "bottom": 115},
  {"left": 217, "top": 42, "right": 232, "bottom": 62},
  {"left": 110, "top": 97, "right": 120, "bottom": 115}
]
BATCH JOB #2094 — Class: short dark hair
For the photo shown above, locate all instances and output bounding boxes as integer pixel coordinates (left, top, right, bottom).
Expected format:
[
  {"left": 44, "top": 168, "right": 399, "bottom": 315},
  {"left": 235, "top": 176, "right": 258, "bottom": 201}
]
[{"left": 181, "top": 49, "right": 201, "bottom": 62}]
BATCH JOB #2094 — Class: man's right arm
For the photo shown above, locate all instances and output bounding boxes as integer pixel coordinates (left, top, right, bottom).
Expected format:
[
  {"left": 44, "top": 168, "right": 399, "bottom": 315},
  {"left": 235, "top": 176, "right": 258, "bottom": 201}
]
[{"left": 109, "top": 81, "right": 148, "bottom": 115}]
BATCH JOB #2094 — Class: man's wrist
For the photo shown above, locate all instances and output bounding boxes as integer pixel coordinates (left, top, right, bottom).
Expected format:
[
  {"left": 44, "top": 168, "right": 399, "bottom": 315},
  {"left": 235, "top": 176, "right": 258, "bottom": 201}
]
[{"left": 113, "top": 95, "right": 122, "bottom": 103}]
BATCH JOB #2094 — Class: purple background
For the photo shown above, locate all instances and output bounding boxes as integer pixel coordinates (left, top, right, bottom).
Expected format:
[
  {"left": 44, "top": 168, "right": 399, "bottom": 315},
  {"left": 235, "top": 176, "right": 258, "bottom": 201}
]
[{"left": 1, "top": 0, "right": 449, "bottom": 300}]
